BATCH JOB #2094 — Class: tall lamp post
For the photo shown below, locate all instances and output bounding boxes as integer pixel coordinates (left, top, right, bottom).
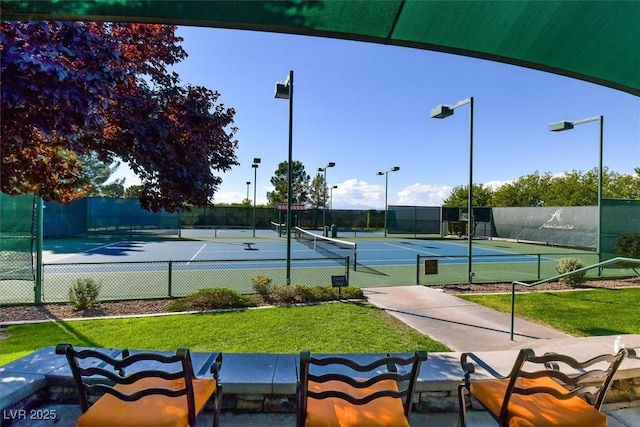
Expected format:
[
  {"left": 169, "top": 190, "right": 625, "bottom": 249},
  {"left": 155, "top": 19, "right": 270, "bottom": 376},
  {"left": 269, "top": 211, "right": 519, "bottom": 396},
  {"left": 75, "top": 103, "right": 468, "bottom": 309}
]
[
  {"left": 245, "top": 181, "right": 251, "bottom": 228},
  {"left": 275, "top": 71, "right": 293, "bottom": 284},
  {"left": 330, "top": 185, "right": 338, "bottom": 214},
  {"left": 252, "top": 158, "right": 261, "bottom": 237},
  {"left": 318, "top": 162, "right": 335, "bottom": 233},
  {"left": 377, "top": 166, "right": 400, "bottom": 237},
  {"left": 431, "top": 97, "right": 474, "bottom": 283},
  {"left": 549, "top": 116, "right": 603, "bottom": 264}
]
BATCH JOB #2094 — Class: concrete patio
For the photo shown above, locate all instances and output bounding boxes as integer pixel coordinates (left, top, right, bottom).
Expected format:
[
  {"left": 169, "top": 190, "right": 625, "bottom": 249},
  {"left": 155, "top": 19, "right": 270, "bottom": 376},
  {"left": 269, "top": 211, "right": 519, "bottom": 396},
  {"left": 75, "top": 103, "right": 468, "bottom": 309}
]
[{"left": 2, "top": 286, "right": 639, "bottom": 425}]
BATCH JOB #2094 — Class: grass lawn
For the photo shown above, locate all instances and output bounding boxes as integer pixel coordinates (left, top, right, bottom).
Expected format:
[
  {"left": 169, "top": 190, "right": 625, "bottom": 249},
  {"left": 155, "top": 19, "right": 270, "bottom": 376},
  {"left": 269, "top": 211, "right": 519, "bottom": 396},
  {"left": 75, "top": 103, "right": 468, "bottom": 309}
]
[
  {"left": 461, "top": 288, "right": 640, "bottom": 336},
  {"left": 0, "top": 301, "right": 450, "bottom": 366}
]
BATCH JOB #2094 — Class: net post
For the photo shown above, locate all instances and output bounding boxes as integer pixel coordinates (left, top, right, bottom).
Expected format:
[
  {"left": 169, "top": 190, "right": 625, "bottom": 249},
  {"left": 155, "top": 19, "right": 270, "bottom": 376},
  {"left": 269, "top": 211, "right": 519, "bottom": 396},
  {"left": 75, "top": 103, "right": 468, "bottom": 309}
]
[
  {"left": 353, "top": 245, "right": 357, "bottom": 271},
  {"left": 416, "top": 254, "right": 420, "bottom": 285},
  {"left": 345, "top": 256, "right": 350, "bottom": 285}
]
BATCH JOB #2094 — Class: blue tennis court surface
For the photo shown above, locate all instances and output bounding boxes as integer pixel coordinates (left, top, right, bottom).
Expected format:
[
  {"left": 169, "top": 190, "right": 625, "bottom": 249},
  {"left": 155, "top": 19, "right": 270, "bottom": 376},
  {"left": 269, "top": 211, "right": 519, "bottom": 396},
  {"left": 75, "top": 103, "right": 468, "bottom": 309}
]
[{"left": 43, "top": 238, "right": 551, "bottom": 267}]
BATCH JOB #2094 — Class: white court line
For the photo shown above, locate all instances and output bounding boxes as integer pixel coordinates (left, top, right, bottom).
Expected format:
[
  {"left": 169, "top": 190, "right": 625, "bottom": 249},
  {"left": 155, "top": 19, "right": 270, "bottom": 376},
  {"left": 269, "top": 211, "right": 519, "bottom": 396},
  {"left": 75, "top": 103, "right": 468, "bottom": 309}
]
[
  {"left": 379, "top": 242, "right": 443, "bottom": 257},
  {"left": 188, "top": 244, "right": 208, "bottom": 263}
]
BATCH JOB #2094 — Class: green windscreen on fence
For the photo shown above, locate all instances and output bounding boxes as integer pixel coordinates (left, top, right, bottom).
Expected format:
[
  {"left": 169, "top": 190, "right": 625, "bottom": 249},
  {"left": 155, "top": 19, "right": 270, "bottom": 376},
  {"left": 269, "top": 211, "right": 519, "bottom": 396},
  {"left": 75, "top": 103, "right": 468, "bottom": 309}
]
[
  {"left": 42, "top": 197, "right": 180, "bottom": 237},
  {"left": 0, "top": 193, "right": 35, "bottom": 280},
  {"left": 387, "top": 206, "right": 440, "bottom": 235},
  {"left": 600, "top": 198, "right": 640, "bottom": 261}
]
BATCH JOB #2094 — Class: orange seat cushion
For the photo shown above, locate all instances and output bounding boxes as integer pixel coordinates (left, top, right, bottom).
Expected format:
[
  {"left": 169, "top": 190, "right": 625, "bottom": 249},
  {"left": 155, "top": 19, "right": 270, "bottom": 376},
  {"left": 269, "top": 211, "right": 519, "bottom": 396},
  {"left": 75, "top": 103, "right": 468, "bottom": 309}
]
[
  {"left": 470, "top": 376, "right": 607, "bottom": 427},
  {"left": 77, "top": 377, "right": 217, "bottom": 427},
  {"left": 304, "top": 379, "right": 409, "bottom": 427}
]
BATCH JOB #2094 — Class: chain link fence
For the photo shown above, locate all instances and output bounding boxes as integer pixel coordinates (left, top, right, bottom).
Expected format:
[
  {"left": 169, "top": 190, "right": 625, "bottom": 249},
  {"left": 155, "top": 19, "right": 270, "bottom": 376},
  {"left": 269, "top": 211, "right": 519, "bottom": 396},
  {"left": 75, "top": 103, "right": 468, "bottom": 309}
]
[
  {"left": 415, "top": 252, "right": 637, "bottom": 285},
  {"left": 1, "top": 257, "right": 350, "bottom": 305}
]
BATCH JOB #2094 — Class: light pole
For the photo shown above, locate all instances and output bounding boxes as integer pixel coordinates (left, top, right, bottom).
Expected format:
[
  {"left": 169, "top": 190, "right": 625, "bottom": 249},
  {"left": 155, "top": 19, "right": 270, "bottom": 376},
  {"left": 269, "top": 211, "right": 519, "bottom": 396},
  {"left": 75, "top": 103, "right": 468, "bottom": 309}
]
[
  {"left": 549, "top": 116, "right": 603, "bottom": 264},
  {"left": 377, "top": 166, "right": 400, "bottom": 237},
  {"left": 252, "top": 158, "right": 261, "bottom": 238},
  {"left": 318, "top": 162, "right": 335, "bottom": 233},
  {"left": 275, "top": 71, "right": 293, "bottom": 284},
  {"left": 330, "top": 185, "right": 338, "bottom": 214},
  {"left": 431, "top": 97, "right": 474, "bottom": 283},
  {"left": 245, "top": 181, "right": 251, "bottom": 228}
]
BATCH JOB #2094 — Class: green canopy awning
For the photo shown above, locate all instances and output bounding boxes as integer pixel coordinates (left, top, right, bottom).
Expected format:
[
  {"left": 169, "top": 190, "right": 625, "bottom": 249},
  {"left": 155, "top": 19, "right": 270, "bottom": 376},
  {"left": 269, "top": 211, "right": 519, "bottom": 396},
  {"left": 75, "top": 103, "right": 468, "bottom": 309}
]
[{"left": 1, "top": 0, "right": 639, "bottom": 95}]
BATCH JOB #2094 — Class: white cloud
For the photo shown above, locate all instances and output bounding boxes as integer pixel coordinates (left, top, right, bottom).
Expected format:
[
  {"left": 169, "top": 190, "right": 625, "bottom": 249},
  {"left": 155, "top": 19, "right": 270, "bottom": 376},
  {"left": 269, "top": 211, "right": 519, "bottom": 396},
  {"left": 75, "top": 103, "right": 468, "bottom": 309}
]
[
  {"left": 397, "top": 183, "right": 452, "bottom": 206},
  {"left": 483, "top": 180, "right": 511, "bottom": 191},
  {"left": 331, "top": 178, "right": 384, "bottom": 209},
  {"left": 212, "top": 191, "right": 245, "bottom": 204}
]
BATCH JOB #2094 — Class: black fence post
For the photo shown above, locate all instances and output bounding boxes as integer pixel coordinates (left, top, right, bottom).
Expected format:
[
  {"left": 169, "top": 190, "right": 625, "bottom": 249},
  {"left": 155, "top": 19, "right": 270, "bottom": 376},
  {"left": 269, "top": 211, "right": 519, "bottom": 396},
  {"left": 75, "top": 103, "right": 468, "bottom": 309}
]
[{"left": 168, "top": 260, "right": 173, "bottom": 297}]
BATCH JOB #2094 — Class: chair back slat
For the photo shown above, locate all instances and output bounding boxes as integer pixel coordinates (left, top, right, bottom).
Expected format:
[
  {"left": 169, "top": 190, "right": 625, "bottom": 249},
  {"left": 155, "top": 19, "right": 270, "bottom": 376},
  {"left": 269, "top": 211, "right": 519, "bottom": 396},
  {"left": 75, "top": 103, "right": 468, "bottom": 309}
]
[
  {"left": 55, "top": 343, "right": 222, "bottom": 427},
  {"left": 306, "top": 388, "right": 407, "bottom": 405},
  {"left": 297, "top": 350, "right": 427, "bottom": 427},
  {"left": 308, "top": 371, "right": 415, "bottom": 389},
  {"left": 499, "top": 348, "right": 628, "bottom": 421},
  {"left": 86, "top": 384, "right": 189, "bottom": 401}
]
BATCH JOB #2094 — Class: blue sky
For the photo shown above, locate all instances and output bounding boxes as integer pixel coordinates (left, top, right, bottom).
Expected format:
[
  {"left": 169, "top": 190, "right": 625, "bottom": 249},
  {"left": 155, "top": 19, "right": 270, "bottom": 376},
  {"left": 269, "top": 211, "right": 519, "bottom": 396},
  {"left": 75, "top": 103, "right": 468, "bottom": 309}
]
[{"left": 112, "top": 26, "right": 640, "bottom": 209}]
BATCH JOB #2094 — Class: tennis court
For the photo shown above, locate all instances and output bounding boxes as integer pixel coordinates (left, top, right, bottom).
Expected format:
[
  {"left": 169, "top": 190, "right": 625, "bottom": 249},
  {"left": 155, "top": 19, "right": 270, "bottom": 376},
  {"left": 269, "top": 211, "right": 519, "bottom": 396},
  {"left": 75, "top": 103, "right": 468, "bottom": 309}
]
[
  {"left": 2, "top": 228, "right": 612, "bottom": 305},
  {"left": 42, "top": 231, "right": 552, "bottom": 268}
]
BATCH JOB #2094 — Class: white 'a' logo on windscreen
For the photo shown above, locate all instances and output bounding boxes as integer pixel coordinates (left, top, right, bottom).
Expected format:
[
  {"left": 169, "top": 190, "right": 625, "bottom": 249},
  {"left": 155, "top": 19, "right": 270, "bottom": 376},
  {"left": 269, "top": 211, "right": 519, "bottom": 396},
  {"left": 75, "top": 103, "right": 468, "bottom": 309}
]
[
  {"left": 546, "top": 209, "right": 564, "bottom": 223},
  {"left": 539, "top": 209, "right": 574, "bottom": 230}
]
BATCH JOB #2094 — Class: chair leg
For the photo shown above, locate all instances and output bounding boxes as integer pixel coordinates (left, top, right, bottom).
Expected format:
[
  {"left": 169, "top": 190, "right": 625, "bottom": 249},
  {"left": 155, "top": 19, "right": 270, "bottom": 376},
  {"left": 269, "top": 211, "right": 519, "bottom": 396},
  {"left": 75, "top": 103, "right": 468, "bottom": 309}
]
[
  {"left": 458, "top": 384, "right": 468, "bottom": 427},
  {"left": 212, "top": 385, "right": 222, "bottom": 427}
]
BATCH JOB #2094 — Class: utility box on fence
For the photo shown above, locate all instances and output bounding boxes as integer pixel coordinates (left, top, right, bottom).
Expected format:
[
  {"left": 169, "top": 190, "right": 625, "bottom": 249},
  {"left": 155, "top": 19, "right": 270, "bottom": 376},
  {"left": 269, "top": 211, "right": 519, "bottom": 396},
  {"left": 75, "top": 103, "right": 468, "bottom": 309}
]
[{"left": 423, "top": 259, "right": 438, "bottom": 275}]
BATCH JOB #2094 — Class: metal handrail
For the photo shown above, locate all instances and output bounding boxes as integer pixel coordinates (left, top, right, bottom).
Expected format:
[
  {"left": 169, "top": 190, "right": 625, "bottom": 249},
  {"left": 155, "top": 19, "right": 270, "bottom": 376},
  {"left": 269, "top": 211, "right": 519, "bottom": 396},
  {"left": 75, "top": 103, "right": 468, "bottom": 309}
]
[{"left": 510, "top": 257, "right": 640, "bottom": 340}]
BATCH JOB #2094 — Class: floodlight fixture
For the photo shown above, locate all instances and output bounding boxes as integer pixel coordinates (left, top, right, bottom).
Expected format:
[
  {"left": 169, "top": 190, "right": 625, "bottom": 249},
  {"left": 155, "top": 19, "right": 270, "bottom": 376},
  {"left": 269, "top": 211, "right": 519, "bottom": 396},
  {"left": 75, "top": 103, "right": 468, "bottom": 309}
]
[
  {"left": 274, "top": 76, "right": 291, "bottom": 99},
  {"left": 430, "top": 105, "right": 454, "bottom": 119},
  {"left": 549, "top": 121, "right": 574, "bottom": 132}
]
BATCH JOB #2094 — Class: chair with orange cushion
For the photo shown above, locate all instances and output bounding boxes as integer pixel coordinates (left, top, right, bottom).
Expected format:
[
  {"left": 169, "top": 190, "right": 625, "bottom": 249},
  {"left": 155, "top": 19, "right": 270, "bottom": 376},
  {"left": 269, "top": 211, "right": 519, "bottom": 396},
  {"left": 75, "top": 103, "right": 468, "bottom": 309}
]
[
  {"left": 457, "top": 347, "right": 627, "bottom": 427},
  {"left": 56, "top": 343, "right": 222, "bottom": 427},
  {"left": 297, "top": 350, "right": 427, "bottom": 427}
]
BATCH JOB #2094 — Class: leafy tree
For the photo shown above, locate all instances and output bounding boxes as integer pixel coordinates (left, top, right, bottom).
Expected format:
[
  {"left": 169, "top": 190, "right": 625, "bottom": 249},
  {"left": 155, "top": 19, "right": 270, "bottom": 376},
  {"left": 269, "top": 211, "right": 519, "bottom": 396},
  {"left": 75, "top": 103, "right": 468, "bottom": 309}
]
[
  {"left": 124, "top": 185, "right": 144, "bottom": 199},
  {"left": 442, "top": 184, "right": 493, "bottom": 207},
  {"left": 308, "top": 173, "right": 327, "bottom": 227},
  {"left": 77, "top": 152, "right": 122, "bottom": 196},
  {"left": 546, "top": 169, "right": 598, "bottom": 206},
  {"left": 493, "top": 172, "right": 553, "bottom": 207},
  {"left": 100, "top": 181, "right": 126, "bottom": 198},
  {"left": 606, "top": 170, "right": 640, "bottom": 200},
  {"left": 267, "top": 161, "right": 310, "bottom": 206},
  {"left": 1, "top": 21, "right": 238, "bottom": 212}
]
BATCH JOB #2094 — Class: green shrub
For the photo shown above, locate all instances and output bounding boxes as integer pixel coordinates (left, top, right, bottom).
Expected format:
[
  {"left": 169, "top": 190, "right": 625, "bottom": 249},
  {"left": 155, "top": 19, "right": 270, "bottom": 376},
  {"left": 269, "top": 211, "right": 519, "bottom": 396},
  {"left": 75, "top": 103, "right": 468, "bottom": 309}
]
[
  {"left": 273, "top": 284, "right": 366, "bottom": 305},
  {"left": 183, "top": 288, "right": 257, "bottom": 310},
  {"left": 167, "top": 299, "right": 187, "bottom": 312},
  {"left": 272, "top": 285, "right": 299, "bottom": 305},
  {"left": 68, "top": 278, "right": 102, "bottom": 310},
  {"left": 251, "top": 275, "right": 274, "bottom": 301},
  {"left": 615, "top": 233, "right": 640, "bottom": 269},
  {"left": 339, "top": 286, "right": 365, "bottom": 299},
  {"left": 556, "top": 258, "right": 586, "bottom": 287}
]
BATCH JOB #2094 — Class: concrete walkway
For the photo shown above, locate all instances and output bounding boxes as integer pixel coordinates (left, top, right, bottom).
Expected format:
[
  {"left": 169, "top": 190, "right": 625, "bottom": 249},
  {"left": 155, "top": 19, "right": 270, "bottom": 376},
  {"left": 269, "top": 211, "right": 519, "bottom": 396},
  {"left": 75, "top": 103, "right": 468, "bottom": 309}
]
[
  {"left": 362, "top": 285, "right": 640, "bottom": 427},
  {"left": 363, "top": 285, "right": 570, "bottom": 351}
]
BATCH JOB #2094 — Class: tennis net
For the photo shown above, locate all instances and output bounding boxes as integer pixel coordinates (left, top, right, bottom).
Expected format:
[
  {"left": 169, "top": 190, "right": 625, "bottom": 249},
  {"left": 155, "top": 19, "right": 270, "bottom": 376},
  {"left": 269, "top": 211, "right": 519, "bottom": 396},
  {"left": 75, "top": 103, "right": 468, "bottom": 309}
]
[
  {"left": 270, "top": 221, "right": 286, "bottom": 237},
  {"left": 295, "top": 226, "right": 357, "bottom": 269}
]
